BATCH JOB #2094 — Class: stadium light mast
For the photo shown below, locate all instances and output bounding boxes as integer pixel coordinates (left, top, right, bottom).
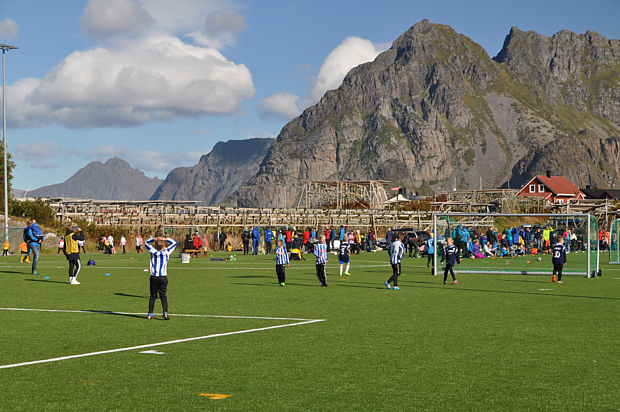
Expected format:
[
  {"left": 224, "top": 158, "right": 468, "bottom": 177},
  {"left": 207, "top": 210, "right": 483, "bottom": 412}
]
[{"left": 1, "top": 43, "right": 18, "bottom": 239}]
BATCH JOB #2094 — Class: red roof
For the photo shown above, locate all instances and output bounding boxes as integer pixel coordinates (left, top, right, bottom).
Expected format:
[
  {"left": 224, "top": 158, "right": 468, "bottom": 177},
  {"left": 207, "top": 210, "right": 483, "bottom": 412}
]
[{"left": 518, "top": 175, "right": 584, "bottom": 199}]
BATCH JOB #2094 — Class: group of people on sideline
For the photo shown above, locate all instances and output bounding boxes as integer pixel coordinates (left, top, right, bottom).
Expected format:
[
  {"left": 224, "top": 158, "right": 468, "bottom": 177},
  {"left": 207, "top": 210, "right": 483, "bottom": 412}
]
[{"left": 447, "top": 223, "right": 592, "bottom": 259}]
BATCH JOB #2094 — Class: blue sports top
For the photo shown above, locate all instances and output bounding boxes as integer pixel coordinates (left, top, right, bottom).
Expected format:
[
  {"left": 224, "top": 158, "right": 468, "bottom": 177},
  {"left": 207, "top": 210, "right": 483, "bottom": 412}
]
[{"left": 145, "top": 237, "right": 178, "bottom": 277}]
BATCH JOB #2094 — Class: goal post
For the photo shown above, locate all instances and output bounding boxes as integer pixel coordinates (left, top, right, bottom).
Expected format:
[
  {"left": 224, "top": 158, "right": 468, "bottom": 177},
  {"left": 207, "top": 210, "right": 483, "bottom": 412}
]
[{"left": 432, "top": 213, "right": 599, "bottom": 277}]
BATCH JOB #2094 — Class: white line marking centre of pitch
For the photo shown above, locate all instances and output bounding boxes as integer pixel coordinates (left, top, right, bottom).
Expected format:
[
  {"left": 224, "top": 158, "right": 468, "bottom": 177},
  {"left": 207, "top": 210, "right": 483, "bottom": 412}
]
[{"left": 0, "top": 308, "right": 325, "bottom": 370}]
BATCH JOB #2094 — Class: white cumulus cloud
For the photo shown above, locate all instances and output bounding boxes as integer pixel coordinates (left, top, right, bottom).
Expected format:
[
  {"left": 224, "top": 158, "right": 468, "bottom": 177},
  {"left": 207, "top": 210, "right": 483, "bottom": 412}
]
[
  {"left": 13, "top": 141, "right": 58, "bottom": 161},
  {"left": 6, "top": 33, "right": 255, "bottom": 129},
  {"left": 141, "top": 0, "right": 238, "bottom": 35},
  {"left": 306, "top": 36, "right": 388, "bottom": 106},
  {"left": 0, "top": 19, "right": 18, "bottom": 40},
  {"left": 256, "top": 92, "right": 301, "bottom": 122},
  {"left": 191, "top": 8, "right": 248, "bottom": 48},
  {"left": 81, "top": 0, "right": 154, "bottom": 39}
]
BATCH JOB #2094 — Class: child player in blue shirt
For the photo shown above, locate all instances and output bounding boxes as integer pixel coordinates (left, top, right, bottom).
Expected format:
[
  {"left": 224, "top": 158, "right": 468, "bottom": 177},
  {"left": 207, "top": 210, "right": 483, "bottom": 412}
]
[
  {"left": 339, "top": 238, "right": 351, "bottom": 276},
  {"left": 441, "top": 237, "right": 460, "bottom": 285},
  {"left": 552, "top": 236, "right": 567, "bottom": 284},
  {"left": 274, "top": 239, "right": 289, "bottom": 286},
  {"left": 385, "top": 232, "right": 405, "bottom": 290},
  {"left": 145, "top": 229, "right": 178, "bottom": 320}
]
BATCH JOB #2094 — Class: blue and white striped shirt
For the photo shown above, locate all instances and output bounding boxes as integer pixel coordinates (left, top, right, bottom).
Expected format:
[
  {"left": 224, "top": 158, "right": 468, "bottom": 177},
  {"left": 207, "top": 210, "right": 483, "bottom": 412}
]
[
  {"left": 145, "top": 237, "right": 178, "bottom": 277},
  {"left": 389, "top": 240, "right": 405, "bottom": 264},
  {"left": 314, "top": 243, "right": 328, "bottom": 264},
  {"left": 275, "top": 245, "right": 289, "bottom": 265}
]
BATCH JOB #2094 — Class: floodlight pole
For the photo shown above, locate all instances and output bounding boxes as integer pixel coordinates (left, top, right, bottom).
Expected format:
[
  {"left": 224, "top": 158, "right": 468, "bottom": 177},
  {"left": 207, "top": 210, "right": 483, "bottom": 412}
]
[{"left": 1, "top": 44, "right": 17, "bottom": 240}]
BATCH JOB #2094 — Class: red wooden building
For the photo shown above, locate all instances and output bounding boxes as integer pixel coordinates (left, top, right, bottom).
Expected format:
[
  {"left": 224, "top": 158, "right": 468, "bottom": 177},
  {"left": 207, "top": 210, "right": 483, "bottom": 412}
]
[{"left": 516, "top": 173, "right": 585, "bottom": 204}]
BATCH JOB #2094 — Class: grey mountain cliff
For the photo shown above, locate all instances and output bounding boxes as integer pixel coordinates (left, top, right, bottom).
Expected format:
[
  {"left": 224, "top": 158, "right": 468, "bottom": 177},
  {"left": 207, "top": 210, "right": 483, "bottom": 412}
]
[
  {"left": 224, "top": 20, "right": 620, "bottom": 207},
  {"left": 150, "top": 138, "right": 276, "bottom": 205}
]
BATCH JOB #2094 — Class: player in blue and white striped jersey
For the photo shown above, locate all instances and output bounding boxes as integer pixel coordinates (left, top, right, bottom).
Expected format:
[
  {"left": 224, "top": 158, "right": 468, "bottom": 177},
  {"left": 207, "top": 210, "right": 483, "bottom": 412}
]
[
  {"left": 314, "top": 235, "right": 329, "bottom": 286},
  {"left": 144, "top": 232, "right": 177, "bottom": 320},
  {"left": 274, "top": 239, "right": 289, "bottom": 286},
  {"left": 385, "top": 232, "right": 405, "bottom": 290}
]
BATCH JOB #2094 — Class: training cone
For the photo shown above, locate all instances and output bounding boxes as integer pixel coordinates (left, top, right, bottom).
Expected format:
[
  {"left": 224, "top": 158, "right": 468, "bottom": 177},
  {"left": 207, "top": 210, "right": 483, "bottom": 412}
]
[
  {"left": 105, "top": 273, "right": 110, "bottom": 276},
  {"left": 526, "top": 261, "right": 530, "bottom": 263},
  {"left": 131, "top": 258, "right": 134, "bottom": 260},
  {"left": 44, "top": 276, "right": 50, "bottom": 279}
]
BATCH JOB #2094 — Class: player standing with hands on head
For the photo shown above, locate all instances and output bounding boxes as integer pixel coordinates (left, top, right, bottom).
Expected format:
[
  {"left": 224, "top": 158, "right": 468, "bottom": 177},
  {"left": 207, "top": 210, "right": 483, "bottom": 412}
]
[
  {"left": 145, "top": 229, "right": 178, "bottom": 320},
  {"left": 314, "top": 235, "right": 329, "bottom": 286},
  {"left": 441, "top": 238, "right": 460, "bottom": 285},
  {"left": 385, "top": 232, "right": 405, "bottom": 290},
  {"left": 274, "top": 239, "right": 289, "bottom": 286},
  {"left": 552, "top": 236, "right": 567, "bottom": 284}
]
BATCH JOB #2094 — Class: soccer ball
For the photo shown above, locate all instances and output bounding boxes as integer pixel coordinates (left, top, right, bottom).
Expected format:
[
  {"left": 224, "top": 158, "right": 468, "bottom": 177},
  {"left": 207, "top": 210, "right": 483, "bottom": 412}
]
[
  {"left": 333, "top": 252, "right": 338, "bottom": 256},
  {"left": 537, "top": 257, "right": 542, "bottom": 262}
]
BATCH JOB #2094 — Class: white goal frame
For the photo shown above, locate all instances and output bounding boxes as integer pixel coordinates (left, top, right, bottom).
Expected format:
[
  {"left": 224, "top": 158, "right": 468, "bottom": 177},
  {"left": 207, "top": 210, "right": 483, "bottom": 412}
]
[{"left": 432, "top": 212, "right": 598, "bottom": 277}]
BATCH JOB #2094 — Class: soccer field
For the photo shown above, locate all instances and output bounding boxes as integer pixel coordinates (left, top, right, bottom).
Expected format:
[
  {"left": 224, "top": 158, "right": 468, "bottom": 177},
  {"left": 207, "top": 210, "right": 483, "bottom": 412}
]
[{"left": 1, "top": 250, "right": 619, "bottom": 411}]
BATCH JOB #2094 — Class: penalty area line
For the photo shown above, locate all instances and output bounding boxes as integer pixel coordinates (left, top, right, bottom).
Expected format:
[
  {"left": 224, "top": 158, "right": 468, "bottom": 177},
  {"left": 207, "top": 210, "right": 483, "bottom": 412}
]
[
  {"left": 0, "top": 319, "right": 325, "bottom": 370},
  {"left": 0, "top": 307, "right": 316, "bottom": 321}
]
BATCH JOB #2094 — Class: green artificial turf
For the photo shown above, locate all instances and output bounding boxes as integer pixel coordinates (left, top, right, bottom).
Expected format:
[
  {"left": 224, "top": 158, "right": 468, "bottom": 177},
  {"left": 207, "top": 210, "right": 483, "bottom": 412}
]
[{"left": 1, "top": 249, "right": 619, "bottom": 411}]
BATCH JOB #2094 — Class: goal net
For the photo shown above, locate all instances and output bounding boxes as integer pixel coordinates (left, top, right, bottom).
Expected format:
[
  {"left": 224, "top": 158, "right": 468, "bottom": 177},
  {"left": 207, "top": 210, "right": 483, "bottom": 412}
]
[
  {"left": 610, "top": 218, "right": 620, "bottom": 264},
  {"left": 432, "top": 213, "right": 599, "bottom": 277}
]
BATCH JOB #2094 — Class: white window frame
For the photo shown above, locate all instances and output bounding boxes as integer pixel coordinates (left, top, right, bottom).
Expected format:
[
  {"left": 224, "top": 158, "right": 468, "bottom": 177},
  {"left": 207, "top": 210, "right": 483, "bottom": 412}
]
[
  {"left": 529, "top": 184, "right": 535, "bottom": 193},
  {"left": 538, "top": 184, "right": 544, "bottom": 193}
]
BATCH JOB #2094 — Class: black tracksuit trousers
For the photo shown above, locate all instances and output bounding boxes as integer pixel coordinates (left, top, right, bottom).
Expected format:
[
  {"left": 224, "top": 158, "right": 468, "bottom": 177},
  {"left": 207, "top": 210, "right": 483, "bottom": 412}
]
[
  {"left": 276, "top": 264, "right": 286, "bottom": 283},
  {"left": 387, "top": 262, "right": 401, "bottom": 286},
  {"left": 316, "top": 263, "right": 327, "bottom": 286},
  {"left": 149, "top": 276, "right": 169, "bottom": 314}
]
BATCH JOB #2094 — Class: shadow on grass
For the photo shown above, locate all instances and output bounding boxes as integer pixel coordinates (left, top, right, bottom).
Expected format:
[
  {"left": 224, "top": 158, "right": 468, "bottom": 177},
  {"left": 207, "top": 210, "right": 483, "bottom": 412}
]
[
  {"left": 501, "top": 279, "right": 549, "bottom": 284},
  {"left": 115, "top": 292, "right": 149, "bottom": 299},
  {"left": 230, "top": 282, "right": 321, "bottom": 288},
  {"left": 334, "top": 283, "right": 385, "bottom": 290},
  {"left": 230, "top": 275, "right": 272, "bottom": 279},
  {"left": 402, "top": 282, "right": 620, "bottom": 301},
  {"left": 24, "top": 278, "right": 68, "bottom": 285},
  {"left": 82, "top": 310, "right": 146, "bottom": 319}
]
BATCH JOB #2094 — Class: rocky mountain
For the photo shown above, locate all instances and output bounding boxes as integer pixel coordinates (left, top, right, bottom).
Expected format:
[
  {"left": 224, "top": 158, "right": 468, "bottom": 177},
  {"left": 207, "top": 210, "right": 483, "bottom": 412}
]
[
  {"left": 29, "top": 157, "right": 161, "bottom": 200},
  {"left": 150, "top": 138, "right": 276, "bottom": 205},
  {"left": 225, "top": 20, "right": 620, "bottom": 207}
]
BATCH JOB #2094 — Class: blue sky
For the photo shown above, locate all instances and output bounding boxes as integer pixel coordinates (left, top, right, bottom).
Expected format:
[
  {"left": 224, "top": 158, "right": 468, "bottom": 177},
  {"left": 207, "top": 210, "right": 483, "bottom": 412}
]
[{"left": 1, "top": 0, "right": 619, "bottom": 191}]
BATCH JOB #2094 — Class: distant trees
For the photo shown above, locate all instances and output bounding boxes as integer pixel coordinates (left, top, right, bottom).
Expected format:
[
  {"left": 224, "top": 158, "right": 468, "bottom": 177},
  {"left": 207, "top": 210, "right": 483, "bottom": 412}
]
[{"left": 0, "top": 138, "right": 15, "bottom": 213}]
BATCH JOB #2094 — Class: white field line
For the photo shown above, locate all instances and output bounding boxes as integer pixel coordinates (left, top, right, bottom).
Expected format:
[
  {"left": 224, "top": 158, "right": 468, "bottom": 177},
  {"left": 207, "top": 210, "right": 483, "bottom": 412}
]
[
  {"left": 0, "top": 307, "right": 316, "bottom": 321},
  {"left": 0, "top": 318, "right": 324, "bottom": 370}
]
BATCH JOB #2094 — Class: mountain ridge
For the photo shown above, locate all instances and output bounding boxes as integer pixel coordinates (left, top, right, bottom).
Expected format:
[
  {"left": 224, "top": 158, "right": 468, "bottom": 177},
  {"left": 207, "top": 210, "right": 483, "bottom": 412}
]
[
  {"left": 28, "top": 157, "right": 162, "bottom": 200},
  {"left": 223, "top": 20, "right": 620, "bottom": 207},
  {"left": 150, "top": 137, "right": 276, "bottom": 205}
]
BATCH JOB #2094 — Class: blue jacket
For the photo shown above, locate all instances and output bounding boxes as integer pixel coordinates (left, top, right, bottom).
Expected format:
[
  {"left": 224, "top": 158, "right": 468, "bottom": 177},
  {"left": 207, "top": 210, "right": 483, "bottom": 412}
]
[
  {"left": 252, "top": 227, "right": 260, "bottom": 241},
  {"left": 426, "top": 238, "right": 434, "bottom": 254},
  {"left": 511, "top": 228, "right": 519, "bottom": 244},
  {"left": 339, "top": 228, "right": 345, "bottom": 241},
  {"left": 264, "top": 229, "right": 273, "bottom": 243},
  {"left": 27, "top": 223, "right": 44, "bottom": 245}
]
